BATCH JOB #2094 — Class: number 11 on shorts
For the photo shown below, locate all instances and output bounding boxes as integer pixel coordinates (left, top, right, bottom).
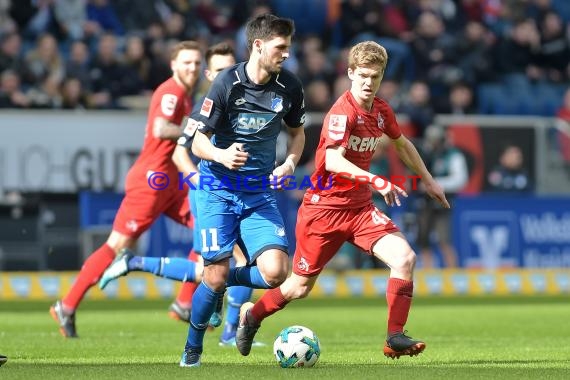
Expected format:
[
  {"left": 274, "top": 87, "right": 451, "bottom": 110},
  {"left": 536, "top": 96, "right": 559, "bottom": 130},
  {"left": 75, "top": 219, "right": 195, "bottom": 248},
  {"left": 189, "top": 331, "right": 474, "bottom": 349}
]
[{"left": 200, "top": 228, "right": 221, "bottom": 253}]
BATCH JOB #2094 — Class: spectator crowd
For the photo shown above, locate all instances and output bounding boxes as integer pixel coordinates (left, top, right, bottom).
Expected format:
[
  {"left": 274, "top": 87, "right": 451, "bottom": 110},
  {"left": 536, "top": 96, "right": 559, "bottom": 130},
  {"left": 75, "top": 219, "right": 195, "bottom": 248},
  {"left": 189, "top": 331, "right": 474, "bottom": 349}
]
[{"left": 0, "top": 0, "right": 568, "bottom": 130}]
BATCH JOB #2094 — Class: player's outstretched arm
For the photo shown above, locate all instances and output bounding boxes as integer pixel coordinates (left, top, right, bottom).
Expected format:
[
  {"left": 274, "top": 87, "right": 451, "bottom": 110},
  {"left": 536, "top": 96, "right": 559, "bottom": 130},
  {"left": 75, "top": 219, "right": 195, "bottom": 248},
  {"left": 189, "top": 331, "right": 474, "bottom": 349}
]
[
  {"left": 392, "top": 135, "right": 450, "bottom": 208},
  {"left": 192, "top": 130, "right": 248, "bottom": 170}
]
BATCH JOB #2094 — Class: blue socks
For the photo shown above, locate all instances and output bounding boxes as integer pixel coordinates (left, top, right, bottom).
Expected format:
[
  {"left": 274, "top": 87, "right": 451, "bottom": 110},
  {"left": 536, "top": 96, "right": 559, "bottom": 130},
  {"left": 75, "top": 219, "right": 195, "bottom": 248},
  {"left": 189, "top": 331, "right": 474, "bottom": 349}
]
[
  {"left": 227, "top": 266, "right": 271, "bottom": 288},
  {"left": 185, "top": 282, "right": 224, "bottom": 350},
  {"left": 127, "top": 256, "right": 144, "bottom": 270},
  {"left": 127, "top": 257, "right": 196, "bottom": 282},
  {"left": 225, "top": 286, "right": 253, "bottom": 326},
  {"left": 220, "top": 321, "right": 237, "bottom": 342}
]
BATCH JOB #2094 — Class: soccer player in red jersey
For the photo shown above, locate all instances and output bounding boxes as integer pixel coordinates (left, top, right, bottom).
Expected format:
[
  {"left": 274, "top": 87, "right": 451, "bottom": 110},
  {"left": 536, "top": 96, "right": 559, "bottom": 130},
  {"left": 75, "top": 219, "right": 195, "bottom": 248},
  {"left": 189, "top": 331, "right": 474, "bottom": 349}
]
[
  {"left": 50, "top": 41, "right": 203, "bottom": 338},
  {"left": 235, "top": 41, "right": 450, "bottom": 359}
]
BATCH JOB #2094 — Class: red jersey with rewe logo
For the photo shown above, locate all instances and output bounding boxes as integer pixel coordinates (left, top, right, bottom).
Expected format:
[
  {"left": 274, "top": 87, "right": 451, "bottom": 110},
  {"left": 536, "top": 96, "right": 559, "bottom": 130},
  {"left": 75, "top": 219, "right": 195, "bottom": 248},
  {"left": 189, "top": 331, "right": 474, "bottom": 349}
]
[
  {"left": 127, "top": 77, "right": 191, "bottom": 188},
  {"left": 304, "top": 91, "right": 401, "bottom": 209}
]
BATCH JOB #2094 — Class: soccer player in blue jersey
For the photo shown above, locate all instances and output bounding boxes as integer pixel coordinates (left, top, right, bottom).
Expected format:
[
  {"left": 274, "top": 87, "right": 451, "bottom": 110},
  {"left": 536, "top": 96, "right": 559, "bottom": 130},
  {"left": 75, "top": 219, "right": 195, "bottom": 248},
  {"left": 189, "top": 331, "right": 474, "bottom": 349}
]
[
  {"left": 99, "top": 43, "right": 263, "bottom": 345},
  {"left": 180, "top": 14, "right": 306, "bottom": 367},
  {"left": 174, "top": 43, "right": 259, "bottom": 343}
]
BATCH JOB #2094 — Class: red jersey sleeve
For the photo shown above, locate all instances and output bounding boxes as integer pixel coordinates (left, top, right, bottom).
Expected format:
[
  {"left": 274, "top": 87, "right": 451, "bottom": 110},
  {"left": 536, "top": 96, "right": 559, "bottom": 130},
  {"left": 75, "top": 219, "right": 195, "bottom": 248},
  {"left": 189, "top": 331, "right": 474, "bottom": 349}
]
[{"left": 380, "top": 101, "right": 402, "bottom": 140}]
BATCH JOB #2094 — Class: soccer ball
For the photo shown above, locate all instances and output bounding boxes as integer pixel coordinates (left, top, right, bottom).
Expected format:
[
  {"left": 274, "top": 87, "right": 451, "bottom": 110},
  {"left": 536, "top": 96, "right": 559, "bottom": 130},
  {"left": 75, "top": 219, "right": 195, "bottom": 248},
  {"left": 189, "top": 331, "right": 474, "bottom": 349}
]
[{"left": 273, "top": 325, "right": 321, "bottom": 368}]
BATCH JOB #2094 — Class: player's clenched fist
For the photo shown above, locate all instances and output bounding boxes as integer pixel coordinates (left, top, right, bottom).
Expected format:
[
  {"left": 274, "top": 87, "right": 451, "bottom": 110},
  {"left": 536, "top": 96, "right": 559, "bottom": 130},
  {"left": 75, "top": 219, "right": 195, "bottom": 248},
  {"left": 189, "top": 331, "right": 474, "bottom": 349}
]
[{"left": 216, "top": 143, "right": 249, "bottom": 170}]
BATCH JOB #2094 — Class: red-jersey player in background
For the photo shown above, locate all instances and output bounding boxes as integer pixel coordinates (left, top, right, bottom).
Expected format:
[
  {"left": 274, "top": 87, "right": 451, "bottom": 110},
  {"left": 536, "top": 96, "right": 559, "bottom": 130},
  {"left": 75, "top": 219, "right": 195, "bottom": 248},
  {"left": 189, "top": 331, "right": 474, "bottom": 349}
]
[
  {"left": 235, "top": 40, "right": 449, "bottom": 359},
  {"left": 50, "top": 41, "right": 203, "bottom": 338}
]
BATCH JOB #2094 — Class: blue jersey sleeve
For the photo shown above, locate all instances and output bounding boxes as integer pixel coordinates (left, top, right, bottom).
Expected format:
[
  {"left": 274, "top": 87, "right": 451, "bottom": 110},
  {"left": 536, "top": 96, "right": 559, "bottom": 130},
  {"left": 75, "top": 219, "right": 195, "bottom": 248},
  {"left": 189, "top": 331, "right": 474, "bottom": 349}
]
[{"left": 282, "top": 77, "right": 306, "bottom": 128}]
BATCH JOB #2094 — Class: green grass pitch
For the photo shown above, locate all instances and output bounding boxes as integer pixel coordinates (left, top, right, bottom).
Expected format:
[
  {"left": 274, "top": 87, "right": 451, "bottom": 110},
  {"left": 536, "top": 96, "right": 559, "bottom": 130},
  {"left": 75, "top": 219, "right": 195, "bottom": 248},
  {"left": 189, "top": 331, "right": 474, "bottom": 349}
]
[{"left": 1, "top": 296, "right": 569, "bottom": 379}]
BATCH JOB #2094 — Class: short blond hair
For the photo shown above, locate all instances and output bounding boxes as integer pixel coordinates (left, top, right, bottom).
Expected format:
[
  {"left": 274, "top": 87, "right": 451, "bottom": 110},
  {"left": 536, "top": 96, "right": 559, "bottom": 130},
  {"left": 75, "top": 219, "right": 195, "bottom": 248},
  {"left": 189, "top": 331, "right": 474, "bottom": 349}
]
[{"left": 348, "top": 41, "right": 388, "bottom": 72}]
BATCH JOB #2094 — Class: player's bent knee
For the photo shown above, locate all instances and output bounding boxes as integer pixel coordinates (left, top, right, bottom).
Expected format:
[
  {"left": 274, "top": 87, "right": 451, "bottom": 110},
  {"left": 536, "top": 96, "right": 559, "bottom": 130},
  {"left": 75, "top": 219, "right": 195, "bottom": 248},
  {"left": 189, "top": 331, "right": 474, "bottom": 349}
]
[
  {"left": 203, "top": 272, "right": 228, "bottom": 291},
  {"left": 260, "top": 265, "right": 288, "bottom": 288},
  {"left": 390, "top": 249, "right": 416, "bottom": 274},
  {"left": 265, "top": 273, "right": 287, "bottom": 288}
]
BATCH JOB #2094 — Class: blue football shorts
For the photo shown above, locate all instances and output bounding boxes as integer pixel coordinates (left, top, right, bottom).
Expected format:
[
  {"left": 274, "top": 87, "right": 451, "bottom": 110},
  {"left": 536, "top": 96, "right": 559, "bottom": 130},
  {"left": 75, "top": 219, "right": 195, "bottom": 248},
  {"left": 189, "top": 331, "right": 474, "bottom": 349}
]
[
  {"left": 195, "top": 188, "right": 288, "bottom": 265},
  {"left": 189, "top": 188, "right": 201, "bottom": 254}
]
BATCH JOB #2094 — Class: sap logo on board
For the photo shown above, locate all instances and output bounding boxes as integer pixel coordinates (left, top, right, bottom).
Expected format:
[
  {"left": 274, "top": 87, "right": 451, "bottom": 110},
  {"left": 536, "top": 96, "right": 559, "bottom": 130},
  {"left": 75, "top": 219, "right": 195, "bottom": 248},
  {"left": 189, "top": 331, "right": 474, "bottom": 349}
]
[
  {"left": 126, "top": 278, "right": 147, "bottom": 298},
  {"left": 345, "top": 276, "right": 364, "bottom": 296},
  {"left": 503, "top": 274, "right": 522, "bottom": 293},
  {"left": 371, "top": 276, "right": 388, "bottom": 295},
  {"left": 477, "top": 273, "right": 496, "bottom": 293},
  {"left": 450, "top": 274, "right": 469, "bottom": 294},
  {"left": 529, "top": 273, "right": 546, "bottom": 293},
  {"left": 317, "top": 275, "right": 337, "bottom": 295},
  {"left": 101, "top": 280, "right": 119, "bottom": 298},
  {"left": 155, "top": 278, "right": 175, "bottom": 297},
  {"left": 425, "top": 275, "right": 443, "bottom": 294},
  {"left": 10, "top": 277, "right": 31, "bottom": 297},
  {"left": 554, "top": 274, "right": 570, "bottom": 292},
  {"left": 39, "top": 276, "right": 60, "bottom": 297}
]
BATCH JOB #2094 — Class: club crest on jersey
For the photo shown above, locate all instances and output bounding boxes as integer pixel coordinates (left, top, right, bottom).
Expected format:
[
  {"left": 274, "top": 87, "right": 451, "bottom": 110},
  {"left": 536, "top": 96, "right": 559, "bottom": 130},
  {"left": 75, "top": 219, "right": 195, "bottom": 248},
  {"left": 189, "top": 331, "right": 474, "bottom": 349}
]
[
  {"left": 328, "top": 114, "right": 347, "bottom": 140},
  {"left": 160, "top": 94, "right": 177, "bottom": 116},
  {"left": 377, "top": 113, "right": 385, "bottom": 130},
  {"left": 297, "top": 257, "right": 309, "bottom": 272},
  {"left": 271, "top": 96, "right": 283, "bottom": 112},
  {"left": 200, "top": 97, "right": 213, "bottom": 117}
]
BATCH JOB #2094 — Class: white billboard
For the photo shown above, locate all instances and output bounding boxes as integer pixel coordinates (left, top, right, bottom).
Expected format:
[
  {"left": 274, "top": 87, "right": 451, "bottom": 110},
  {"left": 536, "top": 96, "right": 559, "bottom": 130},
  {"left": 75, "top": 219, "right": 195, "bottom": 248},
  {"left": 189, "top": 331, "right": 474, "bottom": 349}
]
[{"left": 0, "top": 110, "right": 147, "bottom": 192}]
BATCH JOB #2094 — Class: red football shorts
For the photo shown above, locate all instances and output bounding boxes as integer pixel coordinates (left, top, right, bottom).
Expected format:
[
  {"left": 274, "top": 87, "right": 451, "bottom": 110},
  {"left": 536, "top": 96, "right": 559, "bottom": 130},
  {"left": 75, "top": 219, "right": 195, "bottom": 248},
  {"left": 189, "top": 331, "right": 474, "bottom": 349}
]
[
  {"left": 113, "top": 187, "right": 192, "bottom": 239},
  {"left": 293, "top": 202, "right": 400, "bottom": 276}
]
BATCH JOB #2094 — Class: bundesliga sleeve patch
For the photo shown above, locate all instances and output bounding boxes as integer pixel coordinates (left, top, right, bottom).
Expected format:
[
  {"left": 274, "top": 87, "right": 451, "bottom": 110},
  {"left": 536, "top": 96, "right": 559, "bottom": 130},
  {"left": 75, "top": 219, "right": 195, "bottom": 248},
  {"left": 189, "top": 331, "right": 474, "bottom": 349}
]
[
  {"left": 200, "top": 98, "right": 213, "bottom": 117},
  {"left": 328, "top": 114, "right": 347, "bottom": 140},
  {"left": 160, "top": 94, "right": 178, "bottom": 116}
]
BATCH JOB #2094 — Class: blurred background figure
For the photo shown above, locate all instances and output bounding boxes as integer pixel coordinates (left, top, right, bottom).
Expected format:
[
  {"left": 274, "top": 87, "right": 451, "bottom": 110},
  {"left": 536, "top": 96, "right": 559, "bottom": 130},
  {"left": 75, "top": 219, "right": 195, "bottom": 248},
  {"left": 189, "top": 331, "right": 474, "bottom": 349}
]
[
  {"left": 417, "top": 125, "right": 469, "bottom": 268},
  {"left": 397, "top": 81, "right": 434, "bottom": 139},
  {"left": 435, "top": 81, "right": 476, "bottom": 115},
  {"left": 487, "top": 144, "right": 532, "bottom": 192}
]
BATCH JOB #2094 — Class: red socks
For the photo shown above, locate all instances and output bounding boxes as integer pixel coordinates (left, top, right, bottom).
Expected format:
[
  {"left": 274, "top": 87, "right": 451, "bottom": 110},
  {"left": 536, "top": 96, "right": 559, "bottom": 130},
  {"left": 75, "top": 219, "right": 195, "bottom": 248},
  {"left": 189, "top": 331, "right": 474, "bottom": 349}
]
[
  {"left": 174, "top": 250, "right": 200, "bottom": 309},
  {"left": 62, "top": 243, "right": 116, "bottom": 311},
  {"left": 251, "top": 287, "right": 289, "bottom": 323},
  {"left": 386, "top": 278, "right": 414, "bottom": 335}
]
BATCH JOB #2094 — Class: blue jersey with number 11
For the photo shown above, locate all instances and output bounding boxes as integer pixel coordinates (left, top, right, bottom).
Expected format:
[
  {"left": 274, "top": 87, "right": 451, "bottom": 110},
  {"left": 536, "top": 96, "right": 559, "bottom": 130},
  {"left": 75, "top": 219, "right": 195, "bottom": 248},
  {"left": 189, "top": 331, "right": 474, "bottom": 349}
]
[{"left": 190, "top": 62, "right": 305, "bottom": 191}]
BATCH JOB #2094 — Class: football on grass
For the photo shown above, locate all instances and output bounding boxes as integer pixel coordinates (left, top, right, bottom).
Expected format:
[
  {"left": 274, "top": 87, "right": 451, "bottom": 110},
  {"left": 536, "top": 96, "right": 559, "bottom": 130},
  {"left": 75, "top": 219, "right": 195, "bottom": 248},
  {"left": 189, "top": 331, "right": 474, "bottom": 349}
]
[{"left": 273, "top": 325, "right": 321, "bottom": 368}]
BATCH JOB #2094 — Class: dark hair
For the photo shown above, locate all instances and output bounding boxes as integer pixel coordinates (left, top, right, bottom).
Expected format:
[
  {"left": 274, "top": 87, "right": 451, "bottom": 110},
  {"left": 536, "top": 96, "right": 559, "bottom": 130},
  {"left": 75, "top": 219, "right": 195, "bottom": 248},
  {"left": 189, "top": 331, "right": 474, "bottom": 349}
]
[
  {"left": 245, "top": 14, "right": 295, "bottom": 52},
  {"left": 205, "top": 42, "right": 235, "bottom": 66},
  {"left": 170, "top": 40, "right": 201, "bottom": 61}
]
